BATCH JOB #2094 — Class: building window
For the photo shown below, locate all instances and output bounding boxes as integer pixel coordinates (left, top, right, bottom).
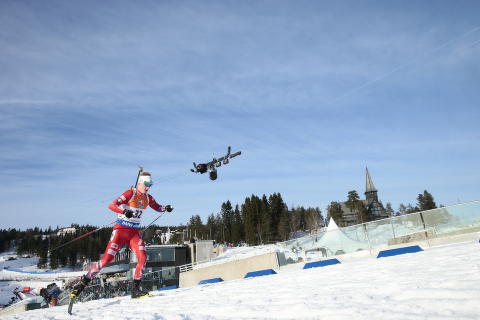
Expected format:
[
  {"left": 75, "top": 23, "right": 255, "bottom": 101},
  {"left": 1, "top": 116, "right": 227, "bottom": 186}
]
[
  {"left": 147, "top": 248, "right": 175, "bottom": 262},
  {"left": 130, "top": 248, "right": 175, "bottom": 263}
]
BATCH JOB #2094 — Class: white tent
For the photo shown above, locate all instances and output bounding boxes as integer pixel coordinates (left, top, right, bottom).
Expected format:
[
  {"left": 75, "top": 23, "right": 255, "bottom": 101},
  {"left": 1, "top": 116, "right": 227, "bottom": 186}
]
[
  {"left": 292, "top": 217, "right": 368, "bottom": 257},
  {"left": 326, "top": 217, "right": 340, "bottom": 231}
]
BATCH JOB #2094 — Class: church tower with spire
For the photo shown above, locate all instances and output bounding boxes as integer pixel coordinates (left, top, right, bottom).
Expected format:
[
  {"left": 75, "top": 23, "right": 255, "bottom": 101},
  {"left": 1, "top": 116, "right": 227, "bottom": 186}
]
[
  {"left": 337, "top": 167, "right": 390, "bottom": 227},
  {"left": 365, "top": 167, "right": 378, "bottom": 205},
  {"left": 364, "top": 167, "right": 388, "bottom": 221}
]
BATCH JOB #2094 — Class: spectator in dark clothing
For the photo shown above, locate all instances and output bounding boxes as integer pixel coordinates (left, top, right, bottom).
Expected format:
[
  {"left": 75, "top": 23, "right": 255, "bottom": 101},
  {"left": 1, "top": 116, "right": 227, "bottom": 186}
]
[{"left": 40, "top": 283, "right": 61, "bottom": 307}]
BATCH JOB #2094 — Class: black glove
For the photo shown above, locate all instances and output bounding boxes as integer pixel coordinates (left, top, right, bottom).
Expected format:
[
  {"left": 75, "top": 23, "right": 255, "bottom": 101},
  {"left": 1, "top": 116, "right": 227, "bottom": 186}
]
[
  {"left": 165, "top": 205, "right": 173, "bottom": 212},
  {"left": 123, "top": 209, "right": 134, "bottom": 218}
]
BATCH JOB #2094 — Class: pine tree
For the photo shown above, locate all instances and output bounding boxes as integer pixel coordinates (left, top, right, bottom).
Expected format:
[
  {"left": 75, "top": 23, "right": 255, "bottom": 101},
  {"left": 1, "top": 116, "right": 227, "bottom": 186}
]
[
  {"left": 241, "top": 197, "right": 253, "bottom": 244},
  {"left": 345, "top": 190, "right": 368, "bottom": 224},
  {"left": 188, "top": 215, "right": 204, "bottom": 240},
  {"left": 206, "top": 213, "right": 219, "bottom": 241},
  {"left": 327, "top": 201, "right": 344, "bottom": 226},
  {"left": 277, "top": 208, "right": 291, "bottom": 241},
  {"left": 37, "top": 239, "right": 49, "bottom": 269},
  {"left": 385, "top": 203, "right": 394, "bottom": 217},
  {"left": 406, "top": 204, "right": 419, "bottom": 214},
  {"left": 231, "top": 205, "right": 243, "bottom": 245},
  {"left": 346, "top": 190, "right": 360, "bottom": 211},
  {"left": 69, "top": 247, "right": 78, "bottom": 267},
  {"left": 417, "top": 190, "right": 437, "bottom": 211},
  {"left": 305, "top": 207, "right": 323, "bottom": 232},
  {"left": 242, "top": 195, "right": 261, "bottom": 244},
  {"left": 260, "top": 195, "right": 271, "bottom": 243},
  {"left": 252, "top": 195, "right": 264, "bottom": 244},
  {"left": 397, "top": 203, "right": 407, "bottom": 216},
  {"left": 0, "top": 229, "right": 18, "bottom": 253},
  {"left": 49, "top": 249, "right": 59, "bottom": 269},
  {"left": 221, "top": 201, "right": 234, "bottom": 243},
  {"left": 269, "top": 193, "right": 286, "bottom": 241}
]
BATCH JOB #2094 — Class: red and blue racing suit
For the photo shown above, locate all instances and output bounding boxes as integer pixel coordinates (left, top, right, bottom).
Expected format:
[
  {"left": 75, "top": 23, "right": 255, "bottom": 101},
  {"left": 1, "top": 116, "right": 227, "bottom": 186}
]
[{"left": 85, "top": 188, "right": 165, "bottom": 281}]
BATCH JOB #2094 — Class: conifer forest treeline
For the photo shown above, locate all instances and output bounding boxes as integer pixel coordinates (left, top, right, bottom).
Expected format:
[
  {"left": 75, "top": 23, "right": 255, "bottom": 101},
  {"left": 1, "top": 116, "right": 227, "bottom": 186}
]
[{"left": 0, "top": 190, "right": 437, "bottom": 269}]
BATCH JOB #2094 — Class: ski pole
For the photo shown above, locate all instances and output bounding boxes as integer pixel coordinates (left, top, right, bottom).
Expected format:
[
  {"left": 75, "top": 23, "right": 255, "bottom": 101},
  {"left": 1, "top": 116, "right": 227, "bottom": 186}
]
[
  {"left": 144, "top": 212, "right": 165, "bottom": 229},
  {"left": 49, "top": 220, "right": 117, "bottom": 252},
  {"left": 134, "top": 166, "right": 144, "bottom": 188}
]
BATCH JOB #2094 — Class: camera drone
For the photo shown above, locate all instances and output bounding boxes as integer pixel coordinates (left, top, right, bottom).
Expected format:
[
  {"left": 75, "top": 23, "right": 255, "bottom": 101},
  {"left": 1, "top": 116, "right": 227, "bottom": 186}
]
[{"left": 190, "top": 146, "right": 242, "bottom": 180}]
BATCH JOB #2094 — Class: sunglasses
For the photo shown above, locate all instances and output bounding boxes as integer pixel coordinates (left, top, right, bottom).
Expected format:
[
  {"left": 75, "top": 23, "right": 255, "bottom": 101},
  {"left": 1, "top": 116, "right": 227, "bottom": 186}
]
[{"left": 144, "top": 181, "right": 153, "bottom": 187}]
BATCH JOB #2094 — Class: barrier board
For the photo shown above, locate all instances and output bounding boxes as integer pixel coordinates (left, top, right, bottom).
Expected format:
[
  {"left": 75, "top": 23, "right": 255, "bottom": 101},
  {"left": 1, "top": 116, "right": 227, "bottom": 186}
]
[
  {"left": 377, "top": 245, "right": 423, "bottom": 258},
  {"left": 198, "top": 277, "right": 224, "bottom": 285},
  {"left": 303, "top": 258, "right": 340, "bottom": 269},
  {"left": 244, "top": 269, "right": 277, "bottom": 278}
]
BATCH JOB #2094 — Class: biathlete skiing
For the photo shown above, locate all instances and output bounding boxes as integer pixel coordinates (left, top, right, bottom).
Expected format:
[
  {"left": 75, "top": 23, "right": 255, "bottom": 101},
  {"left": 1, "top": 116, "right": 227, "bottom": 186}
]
[{"left": 70, "top": 171, "right": 173, "bottom": 299}]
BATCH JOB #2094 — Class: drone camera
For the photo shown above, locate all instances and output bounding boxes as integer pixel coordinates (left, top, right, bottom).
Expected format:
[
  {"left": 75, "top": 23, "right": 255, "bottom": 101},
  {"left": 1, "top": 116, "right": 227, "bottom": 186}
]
[
  {"left": 209, "top": 170, "right": 218, "bottom": 180},
  {"left": 191, "top": 146, "right": 241, "bottom": 181},
  {"left": 196, "top": 163, "right": 208, "bottom": 174}
]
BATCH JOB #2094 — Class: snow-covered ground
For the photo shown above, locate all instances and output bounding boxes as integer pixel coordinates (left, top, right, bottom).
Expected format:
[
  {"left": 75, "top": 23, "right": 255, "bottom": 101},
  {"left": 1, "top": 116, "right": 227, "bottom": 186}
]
[
  {"left": 0, "top": 253, "right": 41, "bottom": 272},
  {"left": 3, "top": 240, "right": 480, "bottom": 319},
  {"left": 0, "top": 252, "right": 81, "bottom": 305},
  {"left": 0, "top": 252, "right": 43, "bottom": 305}
]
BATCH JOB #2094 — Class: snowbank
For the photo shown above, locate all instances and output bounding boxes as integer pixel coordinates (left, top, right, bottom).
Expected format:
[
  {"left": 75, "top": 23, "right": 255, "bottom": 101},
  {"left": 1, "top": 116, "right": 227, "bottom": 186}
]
[
  {"left": 0, "top": 252, "right": 82, "bottom": 305},
  {"left": 3, "top": 241, "right": 480, "bottom": 319}
]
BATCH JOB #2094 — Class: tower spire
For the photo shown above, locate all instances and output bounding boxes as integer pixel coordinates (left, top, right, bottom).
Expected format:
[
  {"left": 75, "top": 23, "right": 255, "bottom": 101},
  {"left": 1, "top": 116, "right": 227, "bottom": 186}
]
[
  {"left": 364, "top": 167, "right": 388, "bottom": 220},
  {"left": 365, "top": 167, "right": 377, "bottom": 192}
]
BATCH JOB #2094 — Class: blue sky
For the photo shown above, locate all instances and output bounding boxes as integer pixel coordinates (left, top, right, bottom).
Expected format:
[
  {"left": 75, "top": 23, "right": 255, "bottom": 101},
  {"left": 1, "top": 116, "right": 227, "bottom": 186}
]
[{"left": 1, "top": 0, "right": 479, "bottom": 230}]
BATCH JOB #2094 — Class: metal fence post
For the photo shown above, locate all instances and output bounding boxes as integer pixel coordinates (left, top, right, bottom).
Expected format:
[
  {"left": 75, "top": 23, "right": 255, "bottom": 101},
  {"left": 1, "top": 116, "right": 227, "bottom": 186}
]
[
  {"left": 419, "top": 211, "right": 431, "bottom": 247},
  {"left": 362, "top": 223, "right": 373, "bottom": 256}
]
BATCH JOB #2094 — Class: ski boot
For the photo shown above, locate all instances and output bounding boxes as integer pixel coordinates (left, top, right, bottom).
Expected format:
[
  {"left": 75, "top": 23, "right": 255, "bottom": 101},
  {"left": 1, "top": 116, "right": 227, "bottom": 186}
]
[
  {"left": 70, "top": 276, "right": 90, "bottom": 299},
  {"left": 131, "top": 280, "right": 152, "bottom": 299}
]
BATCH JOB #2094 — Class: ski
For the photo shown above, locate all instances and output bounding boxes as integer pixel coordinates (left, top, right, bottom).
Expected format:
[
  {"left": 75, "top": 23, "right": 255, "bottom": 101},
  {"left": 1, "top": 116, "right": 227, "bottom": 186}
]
[
  {"left": 67, "top": 295, "right": 76, "bottom": 315},
  {"left": 66, "top": 276, "right": 89, "bottom": 315}
]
